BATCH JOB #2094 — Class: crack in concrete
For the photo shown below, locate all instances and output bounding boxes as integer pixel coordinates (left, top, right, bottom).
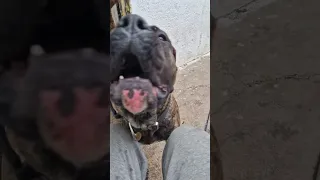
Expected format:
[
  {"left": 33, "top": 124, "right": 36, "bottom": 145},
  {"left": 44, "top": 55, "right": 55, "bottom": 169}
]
[
  {"left": 244, "top": 73, "right": 320, "bottom": 87},
  {"left": 213, "top": 73, "right": 320, "bottom": 115},
  {"left": 215, "top": 0, "right": 278, "bottom": 27},
  {"left": 217, "top": 0, "right": 259, "bottom": 19}
]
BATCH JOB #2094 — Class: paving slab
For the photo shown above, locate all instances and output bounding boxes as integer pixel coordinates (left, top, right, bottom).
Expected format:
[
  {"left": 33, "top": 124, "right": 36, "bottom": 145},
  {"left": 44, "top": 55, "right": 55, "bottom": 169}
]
[{"left": 213, "top": 0, "right": 320, "bottom": 179}]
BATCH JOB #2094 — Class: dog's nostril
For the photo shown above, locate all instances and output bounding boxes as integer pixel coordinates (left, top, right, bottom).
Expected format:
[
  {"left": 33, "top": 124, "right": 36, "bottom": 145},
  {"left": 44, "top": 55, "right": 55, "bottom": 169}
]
[
  {"left": 118, "top": 16, "right": 129, "bottom": 27},
  {"left": 137, "top": 19, "right": 147, "bottom": 30},
  {"left": 118, "top": 14, "right": 148, "bottom": 33}
]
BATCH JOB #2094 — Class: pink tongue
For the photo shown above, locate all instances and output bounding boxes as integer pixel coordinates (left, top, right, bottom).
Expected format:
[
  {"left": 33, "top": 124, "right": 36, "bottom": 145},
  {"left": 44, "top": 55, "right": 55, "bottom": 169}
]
[{"left": 122, "top": 89, "right": 148, "bottom": 114}]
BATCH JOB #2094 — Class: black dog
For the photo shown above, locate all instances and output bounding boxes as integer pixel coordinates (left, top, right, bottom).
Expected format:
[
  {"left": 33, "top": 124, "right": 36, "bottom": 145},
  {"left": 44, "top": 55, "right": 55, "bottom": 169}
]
[{"left": 110, "top": 14, "right": 181, "bottom": 144}]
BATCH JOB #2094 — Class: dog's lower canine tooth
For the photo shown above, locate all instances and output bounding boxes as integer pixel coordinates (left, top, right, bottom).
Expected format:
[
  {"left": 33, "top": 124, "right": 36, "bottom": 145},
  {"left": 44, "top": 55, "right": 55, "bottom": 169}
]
[{"left": 119, "top": 75, "right": 124, "bottom": 80}]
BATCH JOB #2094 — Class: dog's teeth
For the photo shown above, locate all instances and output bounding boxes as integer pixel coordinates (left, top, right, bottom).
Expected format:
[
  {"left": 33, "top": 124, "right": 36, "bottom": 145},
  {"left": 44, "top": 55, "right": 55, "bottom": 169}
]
[{"left": 119, "top": 75, "right": 124, "bottom": 80}]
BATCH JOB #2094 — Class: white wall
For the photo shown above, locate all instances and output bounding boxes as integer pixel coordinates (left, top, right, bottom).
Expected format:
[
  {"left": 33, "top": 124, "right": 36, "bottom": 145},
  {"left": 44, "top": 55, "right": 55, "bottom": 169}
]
[{"left": 131, "top": 0, "right": 210, "bottom": 67}]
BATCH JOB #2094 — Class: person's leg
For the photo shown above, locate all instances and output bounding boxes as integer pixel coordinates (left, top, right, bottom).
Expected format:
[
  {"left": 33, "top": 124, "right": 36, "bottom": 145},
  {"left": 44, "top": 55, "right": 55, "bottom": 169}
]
[
  {"left": 110, "top": 124, "right": 148, "bottom": 180},
  {"left": 162, "top": 125, "right": 210, "bottom": 180}
]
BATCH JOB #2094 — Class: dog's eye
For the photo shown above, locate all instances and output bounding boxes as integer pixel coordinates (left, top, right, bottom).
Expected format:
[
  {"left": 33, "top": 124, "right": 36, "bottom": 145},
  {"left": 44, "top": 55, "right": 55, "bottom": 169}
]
[
  {"left": 151, "top": 26, "right": 158, "bottom": 31},
  {"left": 158, "top": 34, "right": 167, "bottom": 41}
]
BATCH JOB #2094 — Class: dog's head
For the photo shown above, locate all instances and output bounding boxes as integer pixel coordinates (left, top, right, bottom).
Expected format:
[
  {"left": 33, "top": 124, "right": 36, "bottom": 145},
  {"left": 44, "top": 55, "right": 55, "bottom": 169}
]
[{"left": 110, "top": 14, "right": 177, "bottom": 130}]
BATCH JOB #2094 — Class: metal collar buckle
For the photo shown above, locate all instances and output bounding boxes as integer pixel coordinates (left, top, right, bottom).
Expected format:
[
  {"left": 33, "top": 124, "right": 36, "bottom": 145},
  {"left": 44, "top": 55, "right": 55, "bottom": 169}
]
[{"left": 128, "top": 122, "right": 159, "bottom": 141}]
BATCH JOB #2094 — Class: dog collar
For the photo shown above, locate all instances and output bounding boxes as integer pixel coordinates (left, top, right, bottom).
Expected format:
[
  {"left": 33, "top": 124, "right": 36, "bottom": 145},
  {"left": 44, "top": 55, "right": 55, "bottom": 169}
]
[
  {"left": 128, "top": 101, "right": 170, "bottom": 141},
  {"left": 127, "top": 121, "right": 159, "bottom": 141}
]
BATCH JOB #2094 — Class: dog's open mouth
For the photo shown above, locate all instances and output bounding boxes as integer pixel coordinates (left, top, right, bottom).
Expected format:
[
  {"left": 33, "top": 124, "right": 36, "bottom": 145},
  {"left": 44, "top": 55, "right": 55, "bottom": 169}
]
[
  {"left": 112, "top": 53, "right": 151, "bottom": 84},
  {"left": 118, "top": 54, "right": 145, "bottom": 80},
  {"left": 110, "top": 53, "right": 168, "bottom": 115}
]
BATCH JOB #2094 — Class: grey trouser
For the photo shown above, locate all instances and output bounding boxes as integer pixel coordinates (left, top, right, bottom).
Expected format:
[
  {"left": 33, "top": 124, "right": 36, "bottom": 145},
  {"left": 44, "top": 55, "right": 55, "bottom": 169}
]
[{"left": 110, "top": 124, "right": 210, "bottom": 180}]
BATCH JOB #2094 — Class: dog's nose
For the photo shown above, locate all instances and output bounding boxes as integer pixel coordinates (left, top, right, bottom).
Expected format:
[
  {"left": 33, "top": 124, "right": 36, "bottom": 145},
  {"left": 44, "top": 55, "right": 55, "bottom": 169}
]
[{"left": 118, "top": 14, "right": 148, "bottom": 34}]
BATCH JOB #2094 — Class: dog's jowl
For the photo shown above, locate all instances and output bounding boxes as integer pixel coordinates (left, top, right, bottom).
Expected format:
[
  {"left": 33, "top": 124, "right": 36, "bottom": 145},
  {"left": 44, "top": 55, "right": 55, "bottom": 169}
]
[{"left": 110, "top": 14, "right": 181, "bottom": 144}]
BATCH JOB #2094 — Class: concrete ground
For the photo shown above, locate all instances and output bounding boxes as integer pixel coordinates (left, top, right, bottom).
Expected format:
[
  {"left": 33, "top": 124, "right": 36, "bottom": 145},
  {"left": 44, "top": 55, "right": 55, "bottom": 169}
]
[
  {"left": 142, "top": 0, "right": 320, "bottom": 179},
  {"left": 213, "top": 0, "right": 320, "bottom": 179},
  {"left": 143, "top": 55, "right": 210, "bottom": 180}
]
